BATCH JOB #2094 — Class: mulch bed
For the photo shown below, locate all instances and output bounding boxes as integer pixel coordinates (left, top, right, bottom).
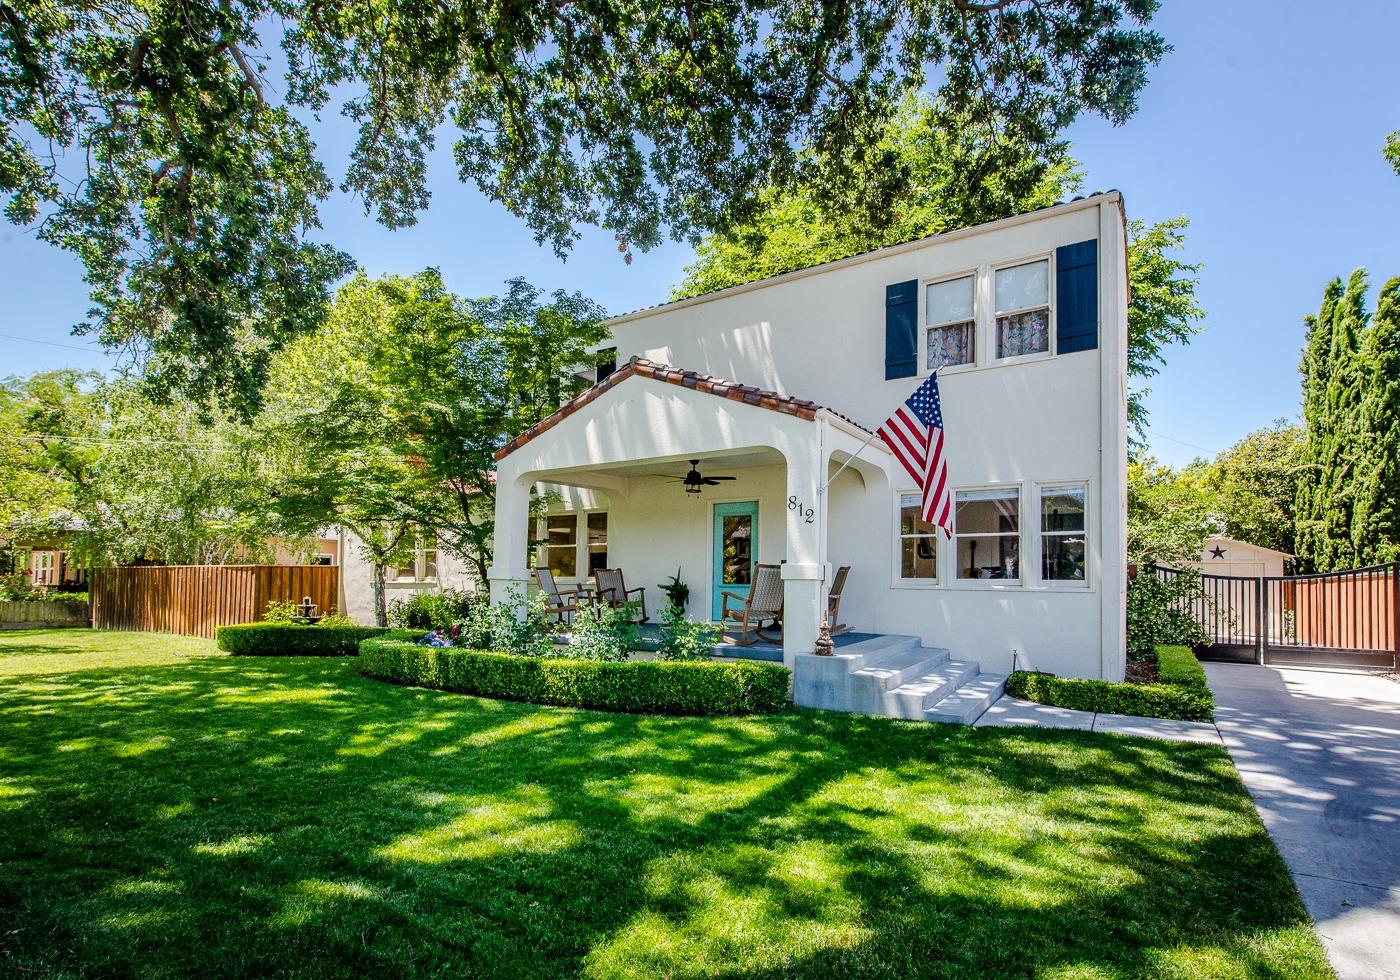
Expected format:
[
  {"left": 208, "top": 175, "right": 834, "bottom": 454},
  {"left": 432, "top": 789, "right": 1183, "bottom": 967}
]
[{"left": 1125, "top": 657, "right": 1160, "bottom": 685}]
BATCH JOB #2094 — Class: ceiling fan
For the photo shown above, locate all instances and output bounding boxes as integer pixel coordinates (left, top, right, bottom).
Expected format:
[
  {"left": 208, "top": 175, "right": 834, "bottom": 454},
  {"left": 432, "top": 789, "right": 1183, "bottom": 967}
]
[{"left": 667, "top": 459, "right": 738, "bottom": 494}]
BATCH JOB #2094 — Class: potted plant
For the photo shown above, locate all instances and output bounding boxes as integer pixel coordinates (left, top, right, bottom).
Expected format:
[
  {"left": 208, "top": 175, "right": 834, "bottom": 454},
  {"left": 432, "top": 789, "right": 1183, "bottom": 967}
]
[{"left": 658, "top": 568, "right": 689, "bottom": 612}]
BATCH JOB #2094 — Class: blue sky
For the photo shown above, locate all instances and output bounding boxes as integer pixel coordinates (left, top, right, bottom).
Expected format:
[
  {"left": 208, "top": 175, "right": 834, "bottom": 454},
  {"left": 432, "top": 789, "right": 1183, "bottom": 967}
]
[{"left": 2, "top": 0, "right": 1397, "bottom": 468}]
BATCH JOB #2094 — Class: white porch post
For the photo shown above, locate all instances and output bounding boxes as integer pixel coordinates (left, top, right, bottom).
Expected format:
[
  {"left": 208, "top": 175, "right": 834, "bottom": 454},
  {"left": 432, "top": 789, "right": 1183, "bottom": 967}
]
[
  {"left": 781, "top": 442, "right": 826, "bottom": 669},
  {"left": 487, "top": 471, "right": 533, "bottom": 608}
]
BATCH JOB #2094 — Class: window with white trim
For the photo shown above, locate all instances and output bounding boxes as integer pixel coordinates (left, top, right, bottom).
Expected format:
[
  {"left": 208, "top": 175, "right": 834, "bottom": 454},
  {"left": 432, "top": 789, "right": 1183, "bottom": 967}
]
[
  {"left": 1039, "top": 484, "right": 1087, "bottom": 582},
  {"left": 539, "top": 512, "right": 608, "bottom": 578},
  {"left": 955, "top": 488, "right": 1020, "bottom": 580},
  {"left": 388, "top": 532, "right": 437, "bottom": 583},
  {"left": 995, "top": 259, "right": 1051, "bottom": 358},
  {"left": 925, "top": 274, "right": 975, "bottom": 369},
  {"left": 897, "top": 492, "right": 939, "bottom": 581}
]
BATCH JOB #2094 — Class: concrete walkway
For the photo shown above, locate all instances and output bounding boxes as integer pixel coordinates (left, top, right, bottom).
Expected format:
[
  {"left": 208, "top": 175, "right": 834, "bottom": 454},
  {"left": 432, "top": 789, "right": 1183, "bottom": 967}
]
[
  {"left": 974, "top": 695, "right": 1223, "bottom": 744},
  {"left": 1207, "top": 663, "right": 1400, "bottom": 980}
]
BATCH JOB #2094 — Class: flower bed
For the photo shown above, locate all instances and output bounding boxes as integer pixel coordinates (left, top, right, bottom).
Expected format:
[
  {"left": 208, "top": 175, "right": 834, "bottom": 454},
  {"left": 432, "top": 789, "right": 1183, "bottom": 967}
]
[
  {"left": 357, "top": 638, "right": 790, "bottom": 716},
  {"left": 1004, "top": 645, "right": 1214, "bottom": 722},
  {"left": 215, "top": 623, "right": 403, "bottom": 656}
]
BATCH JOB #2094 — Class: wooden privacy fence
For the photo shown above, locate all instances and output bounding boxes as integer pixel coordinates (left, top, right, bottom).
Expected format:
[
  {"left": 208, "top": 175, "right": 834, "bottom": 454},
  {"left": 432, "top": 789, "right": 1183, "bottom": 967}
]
[{"left": 91, "top": 565, "right": 340, "bottom": 638}]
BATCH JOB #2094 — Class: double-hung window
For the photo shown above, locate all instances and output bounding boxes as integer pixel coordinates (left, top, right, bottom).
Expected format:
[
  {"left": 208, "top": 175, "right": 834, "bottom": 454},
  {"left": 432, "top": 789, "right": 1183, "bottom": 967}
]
[
  {"left": 1039, "top": 484, "right": 1088, "bottom": 582},
  {"left": 955, "top": 488, "right": 1020, "bottom": 580},
  {"left": 897, "top": 492, "right": 939, "bottom": 581},
  {"left": 540, "top": 512, "right": 608, "bottom": 578},
  {"left": 925, "top": 274, "right": 976, "bottom": 370},
  {"left": 995, "top": 259, "right": 1051, "bottom": 358},
  {"left": 389, "top": 533, "right": 437, "bottom": 583}
]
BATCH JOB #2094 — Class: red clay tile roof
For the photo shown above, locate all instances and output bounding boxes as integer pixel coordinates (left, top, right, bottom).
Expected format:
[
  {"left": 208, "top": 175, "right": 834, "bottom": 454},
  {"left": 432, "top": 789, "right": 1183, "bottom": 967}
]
[{"left": 494, "top": 357, "right": 869, "bottom": 461}]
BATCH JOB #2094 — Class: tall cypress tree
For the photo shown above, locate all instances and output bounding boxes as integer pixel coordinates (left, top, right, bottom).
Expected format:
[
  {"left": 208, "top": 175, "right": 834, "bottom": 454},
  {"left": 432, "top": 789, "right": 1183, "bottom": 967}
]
[
  {"left": 1352, "top": 277, "right": 1400, "bottom": 564},
  {"left": 1294, "top": 278, "right": 1342, "bottom": 571},
  {"left": 1318, "top": 271, "right": 1371, "bottom": 570}
]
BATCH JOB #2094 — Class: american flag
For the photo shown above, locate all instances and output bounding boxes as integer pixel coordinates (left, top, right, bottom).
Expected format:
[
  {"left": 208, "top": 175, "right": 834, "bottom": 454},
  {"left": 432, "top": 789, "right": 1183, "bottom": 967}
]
[{"left": 877, "top": 373, "right": 952, "bottom": 536}]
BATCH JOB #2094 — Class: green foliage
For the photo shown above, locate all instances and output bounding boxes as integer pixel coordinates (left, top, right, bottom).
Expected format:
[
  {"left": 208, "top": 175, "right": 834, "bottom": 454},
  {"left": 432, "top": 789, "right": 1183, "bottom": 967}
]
[
  {"left": 1127, "top": 570, "right": 1210, "bottom": 661},
  {"left": 358, "top": 639, "right": 790, "bottom": 716},
  {"left": 448, "top": 588, "right": 555, "bottom": 658},
  {"left": 1126, "top": 457, "right": 1216, "bottom": 566},
  {"left": 1188, "top": 422, "right": 1304, "bottom": 557},
  {"left": 215, "top": 623, "right": 395, "bottom": 656},
  {"left": 1386, "top": 130, "right": 1400, "bottom": 175},
  {"left": 567, "top": 602, "right": 641, "bottom": 663},
  {"left": 388, "top": 589, "right": 477, "bottom": 631},
  {"left": 258, "top": 270, "right": 607, "bottom": 591},
  {"left": 1125, "top": 216, "right": 1207, "bottom": 441},
  {"left": 673, "top": 94, "right": 1082, "bottom": 301},
  {"left": 657, "top": 568, "right": 691, "bottom": 610},
  {"left": 1, "top": 2, "right": 1163, "bottom": 407},
  {"left": 1155, "top": 644, "right": 1208, "bottom": 690},
  {"left": 316, "top": 614, "right": 356, "bottom": 629},
  {"left": 262, "top": 600, "right": 298, "bottom": 624},
  {"left": 1295, "top": 271, "right": 1400, "bottom": 570},
  {"left": 656, "top": 603, "right": 720, "bottom": 662},
  {"left": 1005, "top": 669, "right": 1213, "bottom": 722},
  {"left": 0, "top": 372, "right": 285, "bottom": 567}
]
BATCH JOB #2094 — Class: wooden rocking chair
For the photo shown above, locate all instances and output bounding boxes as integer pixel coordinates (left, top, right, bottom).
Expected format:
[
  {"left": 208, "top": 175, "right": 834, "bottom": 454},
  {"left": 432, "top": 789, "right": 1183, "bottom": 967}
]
[
  {"left": 827, "top": 565, "right": 852, "bottom": 636},
  {"left": 592, "top": 567, "right": 648, "bottom": 622},
  {"left": 721, "top": 563, "right": 784, "bottom": 646},
  {"left": 535, "top": 568, "right": 583, "bottom": 625}
]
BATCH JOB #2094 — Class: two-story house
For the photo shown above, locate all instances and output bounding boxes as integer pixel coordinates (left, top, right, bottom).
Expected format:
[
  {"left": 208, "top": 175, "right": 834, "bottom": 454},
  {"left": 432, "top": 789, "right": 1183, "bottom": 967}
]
[{"left": 489, "top": 192, "right": 1129, "bottom": 717}]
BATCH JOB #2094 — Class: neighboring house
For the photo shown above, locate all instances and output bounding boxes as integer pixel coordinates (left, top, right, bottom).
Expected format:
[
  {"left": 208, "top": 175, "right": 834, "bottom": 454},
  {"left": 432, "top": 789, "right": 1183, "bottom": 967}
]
[
  {"left": 490, "top": 192, "right": 1129, "bottom": 685},
  {"left": 2, "top": 521, "right": 90, "bottom": 592},
  {"left": 1190, "top": 535, "right": 1292, "bottom": 579},
  {"left": 334, "top": 528, "right": 479, "bottom": 623}
]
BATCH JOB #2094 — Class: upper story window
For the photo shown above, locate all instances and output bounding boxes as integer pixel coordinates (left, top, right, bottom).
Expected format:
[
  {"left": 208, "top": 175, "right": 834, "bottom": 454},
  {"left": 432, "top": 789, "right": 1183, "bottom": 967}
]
[
  {"left": 1040, "top": 484, "right": 1087, "bottom": 582},
  {"left": 955, "top": 488, "right": 1020, "bottom": 580},
  {"left": 925, "top": 275, "right": 975, "bottom": 370},
  {"left": 897, "top": 492, "right": 939, "bottom": 581},
  {"left": 995, "top": 259, "right": 1051, "bottom": 359}
]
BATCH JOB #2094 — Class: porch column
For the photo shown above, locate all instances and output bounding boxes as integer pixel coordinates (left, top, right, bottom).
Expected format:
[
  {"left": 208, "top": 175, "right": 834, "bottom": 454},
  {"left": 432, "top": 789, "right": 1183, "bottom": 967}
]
[
  {"left": 781, "top": 443, "right": 826, "bottom": 669},
  {"left": 487, "top": 472, "right": 533, "bottom": 608}
]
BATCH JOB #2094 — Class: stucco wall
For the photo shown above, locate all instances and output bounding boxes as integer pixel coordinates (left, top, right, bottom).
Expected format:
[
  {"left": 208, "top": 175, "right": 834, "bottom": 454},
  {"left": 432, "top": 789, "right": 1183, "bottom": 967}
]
[{"left": 337, "top": 528, "right": 481, "bottom": 625}]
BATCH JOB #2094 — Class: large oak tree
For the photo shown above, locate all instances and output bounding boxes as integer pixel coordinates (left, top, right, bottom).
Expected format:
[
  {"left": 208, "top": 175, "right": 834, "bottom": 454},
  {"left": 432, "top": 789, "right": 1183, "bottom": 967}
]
[{"left": 3, "top": 0, "right": 1165, "bottom": 409}]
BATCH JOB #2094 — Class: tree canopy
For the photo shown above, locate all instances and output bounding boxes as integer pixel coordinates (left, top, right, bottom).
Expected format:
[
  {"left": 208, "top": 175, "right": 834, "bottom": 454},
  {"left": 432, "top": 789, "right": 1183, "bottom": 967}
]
[
  {"left": 1386, "top": 130, "right": 1400, "bottom": 175},
  {"left": 2, "top": 0, "right": 1165, "bottom": 408}
]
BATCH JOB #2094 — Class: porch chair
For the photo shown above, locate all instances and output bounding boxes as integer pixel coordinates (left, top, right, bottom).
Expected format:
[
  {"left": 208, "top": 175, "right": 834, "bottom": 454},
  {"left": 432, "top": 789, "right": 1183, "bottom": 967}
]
[
  {"left": 827, "top": 565, "right": 852, "bottom": 636},
  {"left": 721, "top": 563, "right": 784, "bottom": 647},
  {"left": 535, "top": 568, "right": 583, "bottom": 625},
  {"left": 592, "top": 567, "right": 648, "bottom": 623}
]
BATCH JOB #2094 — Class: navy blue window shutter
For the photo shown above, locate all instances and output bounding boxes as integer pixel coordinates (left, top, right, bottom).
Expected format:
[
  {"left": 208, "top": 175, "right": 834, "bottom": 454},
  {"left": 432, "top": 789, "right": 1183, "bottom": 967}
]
[
  {"left": 885, "top": 279, "right": 919, "bottom": 379},
  {"left": 1055, "top": 239, "right": 1098, "bottom": 354}
]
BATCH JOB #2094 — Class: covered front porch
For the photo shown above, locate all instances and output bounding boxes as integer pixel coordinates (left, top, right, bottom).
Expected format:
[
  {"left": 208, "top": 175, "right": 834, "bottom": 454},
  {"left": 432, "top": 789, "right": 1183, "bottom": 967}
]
[{"left": 488, "top": 358, "right": 892, "bottom": 668}]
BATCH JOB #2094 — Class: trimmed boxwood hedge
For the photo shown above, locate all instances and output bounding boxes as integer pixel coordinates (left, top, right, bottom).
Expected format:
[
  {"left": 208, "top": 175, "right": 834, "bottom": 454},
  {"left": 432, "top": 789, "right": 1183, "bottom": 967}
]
[
  {"left": 357, "top": 638, "right": 791, "bottom": 716},
  {"left": 1005, "top": 646, "right": 1215, "bottom": 722},
  {"left": 1155, "top": 644, "right": 1209, "bottom": 690},
  {"left": 215, "top": 623, "right": 402, "bottom": 657}
]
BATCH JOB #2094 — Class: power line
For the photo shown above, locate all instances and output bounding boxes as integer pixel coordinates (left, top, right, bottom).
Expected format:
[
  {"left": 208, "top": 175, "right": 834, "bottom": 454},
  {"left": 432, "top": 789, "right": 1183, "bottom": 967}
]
[
  {"left": 0, "top": 332, "right": 110, "bottom": 354},
  {"left": 1145, "top": 428, "right": 1220, "bottom": 457}
]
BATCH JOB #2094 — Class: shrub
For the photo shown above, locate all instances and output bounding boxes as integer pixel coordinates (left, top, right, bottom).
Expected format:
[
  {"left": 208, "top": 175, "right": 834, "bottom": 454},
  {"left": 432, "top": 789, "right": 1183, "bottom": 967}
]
[
  {"left": 358, "top": 639, "right": 789, "bottom": 715},
  {"left": 1005, "top": 670, "right": 1213, "bottom": 722},
  {"left": 389, "top": 589, "right": 478, "bottom": 631},
  {"left": 1127, "top": 570, "right": 1210, "bottom": 660},
  {"left": 215, "top": 622, "right": 400, "bottom": 656},
  {"left": 1155, "top": 644, "right": 1208, "bottom": 689},
  {"left": 263, "top": 600, "right": 298, "bottom": 624},
  {"left": 450, "top": 588, "right": 554, "bottom": 657},
  {"left": 655, "top": 603, "right": 719, "bottom": 661},
  {"left": 567, "top": 601, "right": 640, "bottom": 661}
]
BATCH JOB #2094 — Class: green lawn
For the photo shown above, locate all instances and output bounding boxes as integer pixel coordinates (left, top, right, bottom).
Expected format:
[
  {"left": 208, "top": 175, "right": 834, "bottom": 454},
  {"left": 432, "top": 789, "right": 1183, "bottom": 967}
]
[{"left": 0, "top": 630, "right": 1332, "bottom": 978}]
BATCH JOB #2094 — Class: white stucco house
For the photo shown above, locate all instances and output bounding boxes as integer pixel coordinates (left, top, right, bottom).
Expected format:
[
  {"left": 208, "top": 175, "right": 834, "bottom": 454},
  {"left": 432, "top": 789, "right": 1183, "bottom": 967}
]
[{"left": 488, "top": 191, "right": 1130, "bottom": 717}]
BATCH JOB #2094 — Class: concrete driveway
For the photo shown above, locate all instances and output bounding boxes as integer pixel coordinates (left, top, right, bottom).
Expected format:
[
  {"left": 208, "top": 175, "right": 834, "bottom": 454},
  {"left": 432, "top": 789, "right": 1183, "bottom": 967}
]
[{"left": 1207, "top": 663, "right": 1400, "bottom": 980}]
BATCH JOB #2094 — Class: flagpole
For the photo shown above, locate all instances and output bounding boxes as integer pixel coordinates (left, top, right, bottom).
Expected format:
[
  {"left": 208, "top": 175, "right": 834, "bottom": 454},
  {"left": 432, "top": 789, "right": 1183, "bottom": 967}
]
[{"left": 816, "top": 427, "right": 881, "bottom": 496}]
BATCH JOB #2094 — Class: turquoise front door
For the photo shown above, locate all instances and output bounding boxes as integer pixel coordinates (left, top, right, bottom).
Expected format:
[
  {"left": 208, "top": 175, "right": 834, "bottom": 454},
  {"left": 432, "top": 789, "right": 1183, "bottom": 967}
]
[{"left": 712, "top": 501, "right": 759, "bottom": 620}]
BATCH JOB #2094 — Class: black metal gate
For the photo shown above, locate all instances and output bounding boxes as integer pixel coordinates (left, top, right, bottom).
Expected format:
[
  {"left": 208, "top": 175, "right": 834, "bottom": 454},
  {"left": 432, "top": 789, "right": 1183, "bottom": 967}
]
[{"left": 1150, "top": 562, "right": 1399, "bottom": 670}]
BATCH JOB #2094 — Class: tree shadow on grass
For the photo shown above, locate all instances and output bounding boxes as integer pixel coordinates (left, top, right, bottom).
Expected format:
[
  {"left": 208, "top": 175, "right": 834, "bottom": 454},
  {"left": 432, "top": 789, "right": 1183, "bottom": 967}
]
[{"left": 0, "top": 657, "right": 1331, "bottom": 978}]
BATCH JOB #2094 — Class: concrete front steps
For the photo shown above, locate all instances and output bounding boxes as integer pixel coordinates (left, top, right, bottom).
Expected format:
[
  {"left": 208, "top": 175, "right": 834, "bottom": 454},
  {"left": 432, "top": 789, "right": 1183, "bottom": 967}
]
[{"left": 793, "top": 634, "right": 1005, "bottom": 725}]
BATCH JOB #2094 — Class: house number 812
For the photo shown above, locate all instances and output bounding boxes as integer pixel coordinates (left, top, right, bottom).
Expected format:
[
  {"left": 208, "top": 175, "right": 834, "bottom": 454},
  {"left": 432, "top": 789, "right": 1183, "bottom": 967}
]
[{"left": 788, "top": 496, "right": 815, "bottom": 524}]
